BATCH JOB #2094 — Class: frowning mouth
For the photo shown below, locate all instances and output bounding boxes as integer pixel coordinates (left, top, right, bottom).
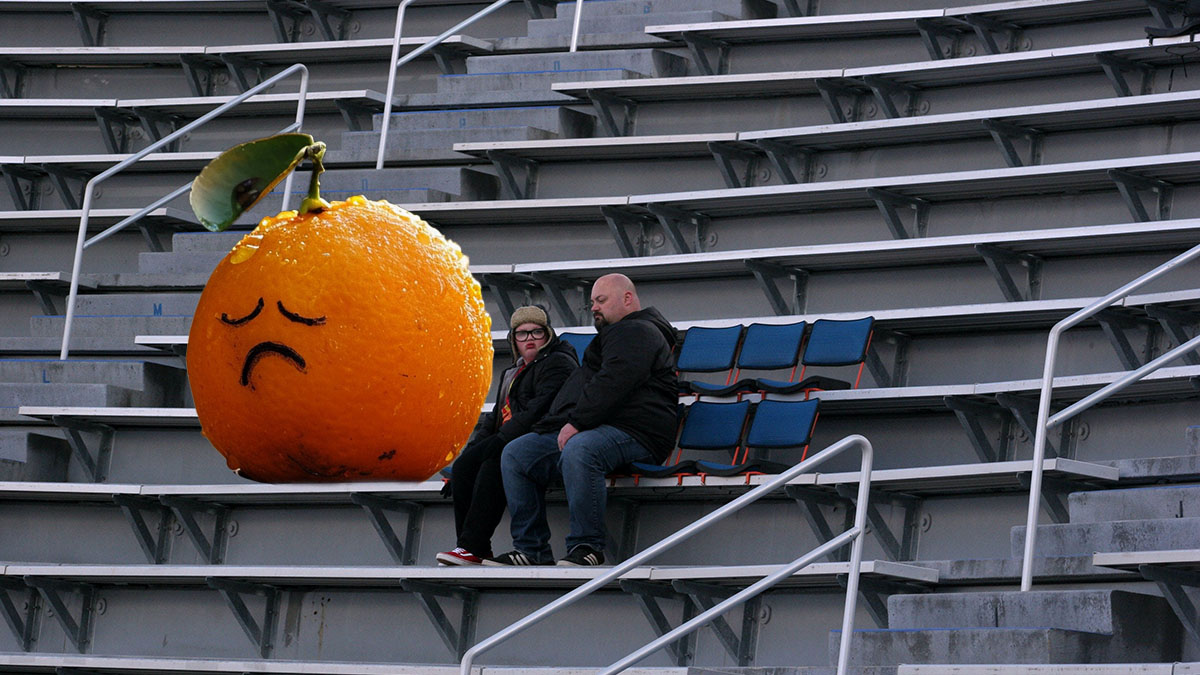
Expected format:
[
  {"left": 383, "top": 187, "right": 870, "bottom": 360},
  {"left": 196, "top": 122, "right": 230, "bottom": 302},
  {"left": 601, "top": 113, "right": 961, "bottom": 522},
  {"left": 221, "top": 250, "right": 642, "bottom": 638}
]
[{"left": 240, "top": 341, "right": 307, "bottom": 388}]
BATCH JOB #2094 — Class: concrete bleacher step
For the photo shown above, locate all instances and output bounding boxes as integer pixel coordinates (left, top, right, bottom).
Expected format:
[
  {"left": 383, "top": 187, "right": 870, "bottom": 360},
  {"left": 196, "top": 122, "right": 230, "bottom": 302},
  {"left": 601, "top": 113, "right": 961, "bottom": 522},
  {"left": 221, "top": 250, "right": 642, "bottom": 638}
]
[
  {"left": 341, "top": 125, "right": 559, "bottom": 161},
  {"left": 0, "top": 359, "right": 185, "bottom": 402},
  {"left": 282, "top": 166, "right": 498, "bottom": 202},
  {"left": 0, "top": 383, "right": 140, "bottom": 419},
  {"left": 32, "top": 314, "right": 193, "bottom": 339},
  {"left": 1012, "top": 517, "right": 1200, "bottom": 558},
  {"left": 1068, "top": 484, "right": 1200, "bottom": 523},
  {"left": 527, "top": 10, "right": 736, "bottom": 39},
  {"left": 435, "top": 67, "right": 649, "bottom": 95},
  {"left": 837, "top": 590, "right": 1180, "bottom": 666},
  {"left": 463, "top": 48, "right": 688, "bottom": 77},
  {"left": 0, "top": 430, "right": 68, "bottom": 481},
  {"left": 368, "top": 105, "right": 594, "bottom": 134}
]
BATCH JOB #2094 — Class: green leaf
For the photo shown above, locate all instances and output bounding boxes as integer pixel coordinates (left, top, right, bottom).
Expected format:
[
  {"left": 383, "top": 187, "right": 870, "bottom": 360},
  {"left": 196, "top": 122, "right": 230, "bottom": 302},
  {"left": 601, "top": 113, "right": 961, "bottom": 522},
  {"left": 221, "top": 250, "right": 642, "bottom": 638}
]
[{"left": 190, "top": 133, "right": 315, "bottom": 232}]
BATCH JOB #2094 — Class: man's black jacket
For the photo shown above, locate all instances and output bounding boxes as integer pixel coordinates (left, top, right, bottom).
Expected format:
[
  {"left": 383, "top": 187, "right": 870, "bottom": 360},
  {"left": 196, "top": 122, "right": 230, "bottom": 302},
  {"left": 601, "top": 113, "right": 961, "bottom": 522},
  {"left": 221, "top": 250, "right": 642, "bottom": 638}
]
[{"left": 533, "top": 307, "right": 678, "bottom": 462}]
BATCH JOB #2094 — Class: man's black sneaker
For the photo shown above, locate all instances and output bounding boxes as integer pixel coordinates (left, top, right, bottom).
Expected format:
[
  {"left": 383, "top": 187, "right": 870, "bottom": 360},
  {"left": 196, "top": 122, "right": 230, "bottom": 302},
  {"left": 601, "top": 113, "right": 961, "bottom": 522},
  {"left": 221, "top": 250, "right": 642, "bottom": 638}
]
[
  {"left": 557, "top": 545, "right": 605, "bottom": 566},
  {"left": 483, "top": 550, "right": 551, "bottom": 566}
]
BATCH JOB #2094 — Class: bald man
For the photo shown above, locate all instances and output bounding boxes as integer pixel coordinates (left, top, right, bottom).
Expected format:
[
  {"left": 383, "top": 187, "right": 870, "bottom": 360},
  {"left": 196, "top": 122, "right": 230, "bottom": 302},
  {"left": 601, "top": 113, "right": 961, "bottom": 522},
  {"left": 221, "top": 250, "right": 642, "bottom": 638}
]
[{"left": 487, "top": 274, "right": 677, "bottom": 566}]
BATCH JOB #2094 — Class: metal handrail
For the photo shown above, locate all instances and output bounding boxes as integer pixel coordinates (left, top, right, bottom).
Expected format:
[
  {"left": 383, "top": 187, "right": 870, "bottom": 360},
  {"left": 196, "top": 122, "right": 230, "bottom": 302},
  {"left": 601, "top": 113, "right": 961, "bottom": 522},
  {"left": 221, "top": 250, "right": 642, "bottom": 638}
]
[
  {"left": 58, "top": 63, "right": 310, "bottom": 360},
  {"left": 1019, "top": 242, "right": 1200, "bottom": 591},
  {"left": 375, "top": 0, "right": 590, "bottom": 169},
  {"left": 461, "top": 434, "right": 874, "bottom": 675}
]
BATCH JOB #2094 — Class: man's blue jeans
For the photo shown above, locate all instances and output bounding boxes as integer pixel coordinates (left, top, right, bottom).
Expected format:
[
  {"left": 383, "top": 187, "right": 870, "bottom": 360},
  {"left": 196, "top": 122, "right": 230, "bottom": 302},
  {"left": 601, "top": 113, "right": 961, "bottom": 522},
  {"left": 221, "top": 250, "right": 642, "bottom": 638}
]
[{"left": 500, "top": 426, "right": 654, "bottom": 562}]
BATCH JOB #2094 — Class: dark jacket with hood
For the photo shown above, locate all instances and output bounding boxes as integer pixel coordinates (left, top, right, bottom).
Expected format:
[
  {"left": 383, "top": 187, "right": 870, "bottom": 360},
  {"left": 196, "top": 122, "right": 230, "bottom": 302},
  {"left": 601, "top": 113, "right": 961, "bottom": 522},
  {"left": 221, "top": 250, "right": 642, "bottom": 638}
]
[
  {"left": 474, "top": 332, "right": 578, "bottom": 445},
  {"left": 533, "top": 307, "right": 678, "bottom": 462}
]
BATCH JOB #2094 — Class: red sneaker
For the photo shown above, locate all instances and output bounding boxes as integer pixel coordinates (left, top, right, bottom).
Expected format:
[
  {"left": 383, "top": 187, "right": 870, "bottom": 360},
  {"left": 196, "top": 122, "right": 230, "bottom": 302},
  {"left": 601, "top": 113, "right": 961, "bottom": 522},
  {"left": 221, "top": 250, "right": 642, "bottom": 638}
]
[{"left": 436, "top": 547, "right": 483, "bottom": 566}]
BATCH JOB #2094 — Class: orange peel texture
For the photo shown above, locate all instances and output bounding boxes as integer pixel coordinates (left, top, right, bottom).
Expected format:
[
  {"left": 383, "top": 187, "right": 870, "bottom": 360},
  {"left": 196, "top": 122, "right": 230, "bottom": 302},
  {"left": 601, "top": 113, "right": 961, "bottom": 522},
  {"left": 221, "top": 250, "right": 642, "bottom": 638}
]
[{"left": 187, "top": 196, "right": 493, "bottom": 482}]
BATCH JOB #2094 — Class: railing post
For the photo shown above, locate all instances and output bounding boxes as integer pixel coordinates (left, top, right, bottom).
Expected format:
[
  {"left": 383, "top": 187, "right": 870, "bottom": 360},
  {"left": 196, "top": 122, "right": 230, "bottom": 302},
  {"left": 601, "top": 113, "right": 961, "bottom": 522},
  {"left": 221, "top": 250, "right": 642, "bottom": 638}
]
[{"left": 569, "top": 0, "right": 585, "bottom": 52}]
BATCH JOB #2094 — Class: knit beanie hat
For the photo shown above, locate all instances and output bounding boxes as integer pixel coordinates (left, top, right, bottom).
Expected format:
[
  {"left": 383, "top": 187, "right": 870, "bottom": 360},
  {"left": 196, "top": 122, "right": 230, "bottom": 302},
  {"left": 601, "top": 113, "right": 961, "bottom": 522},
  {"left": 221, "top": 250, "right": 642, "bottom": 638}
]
[{"left": 508, "top": 305, "right": 556, "bottom": 360}]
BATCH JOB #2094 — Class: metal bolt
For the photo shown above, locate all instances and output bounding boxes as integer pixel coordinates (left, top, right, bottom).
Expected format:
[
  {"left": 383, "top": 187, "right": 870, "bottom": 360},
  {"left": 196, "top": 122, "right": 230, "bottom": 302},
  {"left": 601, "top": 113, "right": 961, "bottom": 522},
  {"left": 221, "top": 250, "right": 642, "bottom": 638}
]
[
  {"left": 649, "top": 232, "right": 665, "bottom": 249},
  {"left": 1076, "top": 422, "right": 1091, "bottom": 440},
  {"left": 96, "top": 598, "right": 107, "bottom": 615},
  {"left": 703, "top": 232, "right": 718, "bottom": 247},
  {"left": 815, "top": 164, "right": 828, "bottom": 178},
  {"left": 172, "top": 520, "right": 185, "bottom": 536},
  {"left": 758, "top": 604, "right": 772, "bottom": 624},
  {"left": 965, "top": 45, "right": 977, "bottom": 57},
  {"left": 303, "top": 21, "right": 315, "bottom": 35},
  {"left": 350, "top": 20, "right": 361, "bottom": 33},
  {"left": 1020, "top": 38, "right": 1033, "bottom": 51},
  {"left": 228, "top": 520, "right": 239, "bottom": 536},
  {"left": 920, "top": 513, "right": 933, "bottom": 532},
  {"left": 864, "top": 104, "right": 877, "bottom": 118},
  {"left": 755, "top": 166, "right": 772, "bottom": 183},
  {"left": 918, "top": 101, "right": 931, "bottom": 115},
  {"left": 1016, "top": 427, "right": 1030, "bottom": 443},
  {"left": 0, "top": 242, "right": 9, "bottom": 257}
]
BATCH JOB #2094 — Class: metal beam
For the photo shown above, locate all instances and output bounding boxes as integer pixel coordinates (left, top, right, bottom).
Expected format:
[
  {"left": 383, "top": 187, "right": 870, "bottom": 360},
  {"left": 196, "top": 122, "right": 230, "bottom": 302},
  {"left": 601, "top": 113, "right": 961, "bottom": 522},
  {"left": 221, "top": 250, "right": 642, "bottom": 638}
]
[
  {"left": 944, "top": 396, "right": 1012, "bottom": 463},
  {"left": 1108, "top": 168, "right": 1173, "bottom": 222},
  {"left": 159, "top": 496, "right": 230, "bottom": 564},
  {"left": 350, "top": 493, "right": 424, "bottom": 566},
  {"left": 866, "top": 187, "right": 929, "bottom": 239},
  {"left": 51, "top": 416, "right": 114, "bottom": 484},
  {"left": 619, "top": 580, "right": 696, "bottom": 666},
  {"left": 113, "top": 495, "right": 173, "bottom": 564},
  {"left": 488, "top": 150, "right": 539, "bottom": 200},
  {"left": 206, "top": 578, "right": 279, "bottom": 658},
  {"left": 400, "top": 579, "right": 479, "bottom": 660},
  {"left": 25, "top": 578, "right": 94, "bottom": 654}
]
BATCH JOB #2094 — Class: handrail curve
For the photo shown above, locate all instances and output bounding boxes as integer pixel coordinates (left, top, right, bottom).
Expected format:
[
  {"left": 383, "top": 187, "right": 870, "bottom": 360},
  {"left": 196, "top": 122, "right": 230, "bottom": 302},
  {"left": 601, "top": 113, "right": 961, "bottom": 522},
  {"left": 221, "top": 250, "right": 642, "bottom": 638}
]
[
  {"left": 59, "top": 63, "right": 311, "bottom": 360},
  {"left": 461, "top": 433, "right": 874, "bottom": 675},
  {"left": 1019, "top": 242, "right": 1200, "bottom": 591}
]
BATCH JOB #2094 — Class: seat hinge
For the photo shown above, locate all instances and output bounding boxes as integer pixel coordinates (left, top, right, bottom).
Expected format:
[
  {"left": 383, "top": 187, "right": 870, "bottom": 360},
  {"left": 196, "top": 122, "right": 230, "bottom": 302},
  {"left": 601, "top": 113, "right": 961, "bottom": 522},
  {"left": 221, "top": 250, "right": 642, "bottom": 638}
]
[
  {"left": 745, "top": 260, "right": 808, "bottom": 316},
  {"left": 981, "top": 119, "right": 1043, "bottom": 167},
  {"left": 158, "top": 496, "right": 230, "bottom": 564},
  {"left": 1096, "top": 53, "right": 1154, "bottom": 97},
  {"left": 487, "top": 150, "right": 539, "bottom": 200},
  {"left": 860, "top": 75, "right": 920, "bottom": 119},
  {"left": 914, "top": 18, "right": 963, "bottom": 60},
  {"left": 619, "top": 579, "right": 697, "bottom": 666},
  {"left": 588, "top": 89, "right": 637, "bottom": 137},
  {"left": 1145, "top": 304, "right": 1200, "bottom": 366},
  {"left": 400, "top": 579, "right": 479, "bottom": 660},
  {"left": 682, "top": 32, "right": 731, "bottom": 76},
  {"left": 709, "top": 141, "right": 763, "bottom": 189},
  {"left": 51, "top": 416, "right": 114, "bottom": 483},
  {"left": 975, "top": 243, "right": 1043, "bottom": 302},
  {"left": 25, "top": 578, "right": 95, "bottom": 653},
  {"left": 944, "top": 395, "right": 1014, "bottom": 463},
  {"left": 836, "top": 575, "right": 930, "bottom": 628},
  {"left": 784, "top": 485, "right": 854, "bottom": 563},
  {"left": 866, "top": 187, "right": 929, "bottom": 239},
  {"left": 206, "top": 578, "right": 279, "bottom": 658},
  {"left": 834, "top": 485, "right": 922, "bottom": 562},
  {"left": 1138, "top": 564, "right": 1200, "bottom": 644},
  {"left": 113, "top": 495, "right": 173, "bottom": 564},
  {"left": 1108, "top": 168, "right": 1173, "bottom": 222},
  {"left": 645, "top": 203, "right": 709, "bottom": 255},
  {"left": 349, "top": 493, "right": 424, "bottom": 566},
  {"left": 0, "top": 580, "right": 40, "bottom": 651},
  {"left": 531, "top": 271, "right": 590, "bottom": 328},
  {"left": 754, "top": 139, "right": 815, "bottom": 185},
  {"left": 70, "top": 3, "right": 109, "bottom": 46},
  {"left": 670, "top": 579, "right": 762, "bottom": 666},
  {"left": 601, "top": 205, "right": 655, "bottom": 257}
]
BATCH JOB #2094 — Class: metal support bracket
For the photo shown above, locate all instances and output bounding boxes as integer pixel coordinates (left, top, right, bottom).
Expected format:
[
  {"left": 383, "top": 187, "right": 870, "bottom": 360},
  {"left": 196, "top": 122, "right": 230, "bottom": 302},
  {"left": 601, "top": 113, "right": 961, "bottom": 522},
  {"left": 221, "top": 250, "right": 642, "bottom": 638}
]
[
  {"left": 645, "top": 203, "right": 709, "bottom": 255},
  {"left": 113, "top": 495, "right": 173, "bottom": 564},
  {"left": 1145, "top": 304, "right": 1200, "bottom": 366},
  {"left": 589, "top": 89, "right": 637, "bottom": 137},
  {"left": 981, "top": 119, "right": 1043, "bottom": 167},
  {"left": 601, "top": 205, "right": 654, "bottom": 258},
  {"left": 488, "top": 150, "right": 539, "bottom": 200},
  {"left": 709, "top": 141, "right": 762, "bottom": 189},
  {"left": 265, "top": 0, "right": 307, "bottom": 42},
  {"left": 1, "top": 164, "right": 42, "bottom": 211},
  {"left": 834, "top": 485, "right": 922, "bottom": 562},
  {"left": 1014, "top": 472, "right": 1078, "bottom": 524},
  {"left": 349, "top": 493, "right": 423, "bottom": 566},
  {"left": 995, "top": 392, "right": 1069, "bottom": 459},
  {"left": 682, "top": 32, "right": 731, "bottom": 76},
  {"left": 179, "top": 54, "right": 220, "bottom": 97},
  {"left": 864, "top": 329, "right": 910, "bottom": 388},
  {"left": 0, "top": 580, "right": 40, "bottom": 651},
  {"left": 481, "top": 273, "right": 537, "bottom": 320},
  {"left": 958, "top": 13, "right": 1019, "bottom": 55},
  {"left": 206, "top": 578, "right": 279, "bottom": 658},
  {"left": 944, "top": 396, "right": 1013, "bottom": 463},
  {"left": 158, "top": 496, "right": 230, "bottom": 564},
  {"left": 670, "top": 579, "right": 762, "bottom": 666},
  {"left": 1096, "top": 53, "right": 1154, "bottom": 97},
  {"left": 430, "top": 45, "right": 467, "bottom": 75},
  {"left": 400, "top": 579, "right": 479, "bottom": 660},
  {"left": 219, "top": 54, "right": 264, "bottom": 93},
  {"left": 93, "top": 107, "right": 133, "bottom": 154},
  {"left": 522, "top": 0, "right": 557, "bottom": 20},
  {"left": 41, "top": 164, "right": 90, "bottom": 210},
  {"left": 135, "top": 221, "right": 167, "bottom": 253},
  {"left": 71, "top": 3, "right": 109, "bottom": 46},
  {"left": 609, "top": 497, "right": 640, "bottom": 562},
  {"left": 784, "top": 485, "right": 854, "bottom": 563},
  {"left": 132, "top": 107, "right": 184, "bottom": 152},
  {"left": 1095, "top": 308, "right": 1155, "bottom": 370},
  {"left": 914, "top": 18, "right": 963, "bottom": 60},
  {"left": 836, "top": 575, "right": 929, "bottom": 628},
  {"left": 861, "top": 75, "right": 919, "bottom": 119},
  {"left": 866, "top": 187, "right": 929, "bottom": 239},
  {"left": 531, "top": 272, "right": 589, "bottom": 326},
  {"left": 814, "top": 78, "right": 861, "bottom": 124},
  {"left": 304, "top": 0, "right": 350, "bottom": 41},
  {"left": 777, "top": 0, "right": 815, "bottom": 17},
  {"left": 620, "top": 579, "right": 697, "bottom": 666},
  {"left": 1139, "top": 564, "right": 1200, "bottom": 644},
  {"left": 25, "top": 578, "right": 94, "bottom": 653},
  {"left": 25, "top": 279, "right": 66, "bottom": 316},
  {"left": 755, "top": 139, "right": 814, "bottom": 185},
  {"left": 746, "top": 260, "right": 808, "bottom": 316},
  {"left": 1108, "top": 168, "right": 1173, "bottom": 222},
  {"left": 51, "top": 416, "right": 113, "bottom": 484},
  {"left": 0, "top": 59, "right": 26, "bottom": 98},
  {"left": 334, "top": 98, "right": 376, "bottom": 132},
  {"left": 1145, "top": 0, "right": 1185, "bottom": 30},
  {"left": 975, "top": 243, "right": 1043, "bottom": 302}
]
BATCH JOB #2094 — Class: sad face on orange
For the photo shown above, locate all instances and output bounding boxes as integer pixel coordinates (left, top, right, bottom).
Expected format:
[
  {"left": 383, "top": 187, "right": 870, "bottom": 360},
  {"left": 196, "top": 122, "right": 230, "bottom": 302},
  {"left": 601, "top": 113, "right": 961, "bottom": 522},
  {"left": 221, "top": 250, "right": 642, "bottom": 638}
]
[{"left": 187, "top": 197, "right": 493, "bottom": 482}]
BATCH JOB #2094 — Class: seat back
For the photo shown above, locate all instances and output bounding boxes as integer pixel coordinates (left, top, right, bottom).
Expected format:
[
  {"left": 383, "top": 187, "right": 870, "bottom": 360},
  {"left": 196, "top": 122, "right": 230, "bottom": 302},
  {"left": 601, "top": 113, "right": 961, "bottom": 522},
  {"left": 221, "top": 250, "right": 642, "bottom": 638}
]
[
  {"left": 558, "top": 332, "right": 595, "bottom": 363},
  {"left": 745, "top": 399, "right": 820, "bottom": 449},
  {"left": 801, "top": 317, "right": 874, "bottom": 367},
  {"left": 737, "top": 321, "right": 807, "bottom": 371},
  {"left": 675, "top": 325, "right": 743, "bottom": 373},
  {"left": 677, "top": 400, "right": 751, "bottom": 450}
]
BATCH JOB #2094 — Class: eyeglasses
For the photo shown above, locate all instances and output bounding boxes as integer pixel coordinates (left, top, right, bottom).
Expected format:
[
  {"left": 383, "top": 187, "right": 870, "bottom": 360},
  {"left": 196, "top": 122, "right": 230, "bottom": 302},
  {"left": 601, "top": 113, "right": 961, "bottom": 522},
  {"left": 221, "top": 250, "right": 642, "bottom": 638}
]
[{"left": 514, "top": 328, "right": 547, "bottom": 340}]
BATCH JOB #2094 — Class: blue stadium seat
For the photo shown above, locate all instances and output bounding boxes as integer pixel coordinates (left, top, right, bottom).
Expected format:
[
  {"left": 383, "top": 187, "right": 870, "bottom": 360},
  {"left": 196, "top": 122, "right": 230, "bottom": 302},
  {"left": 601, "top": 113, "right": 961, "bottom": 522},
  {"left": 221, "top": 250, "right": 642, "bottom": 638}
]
[
  {"left": 627, "top": 400, "right": 750, "bottom": 480},
  {"left": 675, "top": 325, "right": 744, "bottom": 394},
  {"left": 688, "top": 321, "right": 806, "bottom": 397},
  {"left": 755, "top": 317, "right": 875, "bottom": 396},
  {"left": 558, "top": 332, "right": 595, "bottom": 363},
  {"left": 694, "top": 398, "right": 820, "bottom": 478}
]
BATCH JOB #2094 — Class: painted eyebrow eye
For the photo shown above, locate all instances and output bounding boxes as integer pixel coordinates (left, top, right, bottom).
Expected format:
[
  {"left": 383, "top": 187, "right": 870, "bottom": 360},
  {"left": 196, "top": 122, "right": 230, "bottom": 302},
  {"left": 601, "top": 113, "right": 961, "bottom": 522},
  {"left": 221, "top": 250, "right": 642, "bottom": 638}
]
[
  {"left": 220, "top": 297, "right": 265, "bottom": 326},
  {"left": 277, "top": 301, "right": 326, "bottom": 326}
]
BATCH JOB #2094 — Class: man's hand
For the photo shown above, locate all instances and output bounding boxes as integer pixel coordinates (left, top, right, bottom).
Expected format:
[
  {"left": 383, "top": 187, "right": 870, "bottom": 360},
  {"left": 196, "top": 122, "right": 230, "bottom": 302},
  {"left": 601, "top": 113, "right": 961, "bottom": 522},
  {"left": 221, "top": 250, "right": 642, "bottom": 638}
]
[{"left": 557, "top": 423, "right": 579, "bottom": 450}]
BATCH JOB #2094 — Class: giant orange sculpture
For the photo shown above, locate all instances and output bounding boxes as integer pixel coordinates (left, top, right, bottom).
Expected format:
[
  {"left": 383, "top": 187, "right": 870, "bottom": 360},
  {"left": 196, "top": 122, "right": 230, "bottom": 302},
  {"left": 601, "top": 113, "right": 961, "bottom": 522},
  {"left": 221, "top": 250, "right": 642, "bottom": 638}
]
[{"left": 187, "top": 134, "right": 492, "bottom": 482}]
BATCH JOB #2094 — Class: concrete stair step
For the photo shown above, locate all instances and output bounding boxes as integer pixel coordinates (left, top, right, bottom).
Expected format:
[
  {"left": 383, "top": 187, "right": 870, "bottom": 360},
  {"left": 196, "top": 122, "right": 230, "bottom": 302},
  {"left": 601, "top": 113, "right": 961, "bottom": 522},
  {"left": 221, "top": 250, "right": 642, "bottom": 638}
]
[
  {"left": 898, "top": 666, "right": 1188, "bottom": 674},
  {"left": 276, "top": 167, "right": 499, "bottom": 201},
  {"left": 59, "top": 292, "right": 200, "bottom": 316},
  {"left": 0, "top": 358, "right": 182, "bottom": 394},
  {"left": 464, "top": 48, "right": 688, "bottom": 77},
  {"left": 887, "top": 590, "right": 1169, "bottom": 634},
  {"left": 0, "top": 430, "right": 69, "bottom": 481},
  {"left": 394, "top": 88, "right": 580, "bottom": 110},
  {"left": 367, "top": 105, "right": 574, "bottom": 132},
  {"left": 340, "top": 125, "right": 558, "bottom": 161},
  {"left": 0, "top": 382, "right": 138, "bottom": 411},
  {"left": 436, "top": 67, "right": 646, "bottom": 94},
  {"left": 169, "top": 231, "right": 246, "bottom": 255},
  {"left": 1068, "top": 484, "right": 1200, "bottom": 523},
  {"left": 1012, "top": 516, "right": 1200, "bottom": 557},
  {"left": 32, "top": 314, "right": 193, "bottom": 339},
  {"left": 552, "top": 0, "right": 771, "bottom": 20},
  {"left": 527, "top": 10, "right": 735, "bottom": 39}
]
